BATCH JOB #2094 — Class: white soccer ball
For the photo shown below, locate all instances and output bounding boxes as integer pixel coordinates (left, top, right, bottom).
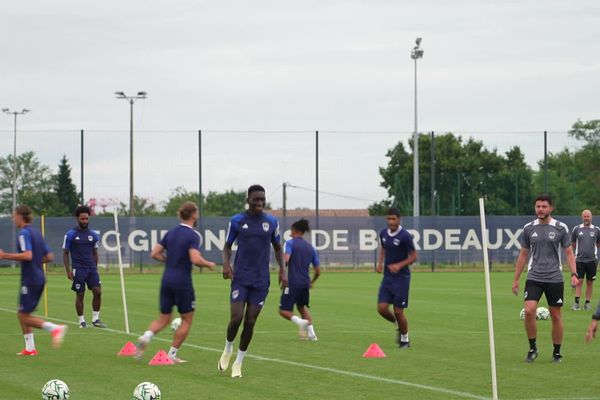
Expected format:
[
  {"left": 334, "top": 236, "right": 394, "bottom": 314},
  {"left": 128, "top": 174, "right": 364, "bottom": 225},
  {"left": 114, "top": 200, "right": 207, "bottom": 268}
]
[
  {"left": 41, "top": 379, "right": 70, "bottom": 400},
  {"left": 536, "top": 307, "right": 550, "bottom": 320},
  {"left": 132, "top": 382, "right": 161, "bottom": 400},
  {"left": 519, "top": 308, "right": 525, "bottom": 320},
  {"left": 171, "top": 317, "right": 182, "bottom": 331}
]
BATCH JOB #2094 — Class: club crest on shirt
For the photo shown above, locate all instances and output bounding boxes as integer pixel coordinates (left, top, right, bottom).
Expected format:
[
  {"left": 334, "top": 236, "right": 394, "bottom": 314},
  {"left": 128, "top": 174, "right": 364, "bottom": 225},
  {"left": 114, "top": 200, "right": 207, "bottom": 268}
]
[
  {"left": 591, "top": 232, "right": 596, "bottom": 237},
  {"left": 393, "top": 238, "right": 400, "bottom": 246},
  {"left": 548, "top": 232, "right": 556, "bottom": 240},
  {"left": 262, "top": 222, "right": 270, "bottom": 232},
  {"left": 88, "top": 236, "right": 93, "bottom": 241},
  {"left": 232, "top": 290, "right": 239, "bottom": 300}
]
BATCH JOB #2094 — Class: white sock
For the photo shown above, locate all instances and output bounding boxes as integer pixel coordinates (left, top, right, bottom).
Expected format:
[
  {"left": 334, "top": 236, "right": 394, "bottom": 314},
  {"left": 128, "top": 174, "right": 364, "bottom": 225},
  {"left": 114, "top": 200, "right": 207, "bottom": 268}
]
[
  {"left": 41, "top": 322, "right": 58, "bottom": 332},
  {"left": 225, "top": 340, "right": 234, "bottom": 353},
  {"left": 141, "top": 330, "right": 154, "bottom": 342},
  {"left": 168, "top": 346, "right": 178, "bottom": 359},
  {"left": 307, "top": 324, "right": 316, "bottom": 337},
  {"left": 400, "top": 333, "right": 409, "bottom": 342},
  {"left": 78, "top": 315, "right": 85, "bottom": 324},
  {"left": 92, "top": 311, "right": 100, "bottom": 322},
  {"left": 291, "top": 315, "right": 307, "bottom": 327},
  {"left": 235, "top": 350, "right": 246, "bottom": 364},
  {"left": 24, "top": 333, "right": 35, "bottom": 351}
]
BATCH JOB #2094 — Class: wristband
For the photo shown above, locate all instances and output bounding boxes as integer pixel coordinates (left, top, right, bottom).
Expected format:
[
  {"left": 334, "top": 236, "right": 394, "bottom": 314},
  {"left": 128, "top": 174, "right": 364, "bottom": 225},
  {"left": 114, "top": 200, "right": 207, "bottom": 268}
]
[{"left": 571, "top": 272, "right": 578, "bottom": 277}]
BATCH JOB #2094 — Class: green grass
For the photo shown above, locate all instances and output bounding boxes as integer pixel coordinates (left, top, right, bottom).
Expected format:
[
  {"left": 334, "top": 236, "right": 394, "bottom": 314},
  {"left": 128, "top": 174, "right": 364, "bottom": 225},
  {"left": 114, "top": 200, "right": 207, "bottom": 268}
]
[{"left": 1, "top": 271, "right": 600, "bottom": 399}]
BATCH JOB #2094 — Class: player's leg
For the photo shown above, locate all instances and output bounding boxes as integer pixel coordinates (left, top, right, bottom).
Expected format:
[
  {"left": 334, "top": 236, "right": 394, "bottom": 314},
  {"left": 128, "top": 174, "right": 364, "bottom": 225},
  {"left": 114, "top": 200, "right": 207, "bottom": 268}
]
[
  {"left": 136, "top": 285, "right": 174, "bottom": 359},
  {"left": 279, "top": 287, "right": 309, "bottom": 338},
  {"left": 573, "top": 262, "right": 585, "bottom": 310},
  {"left": 18, "top": 285, "right": 66, "bottom": 353},
  {"left": 393, "top": 275, "right": 410, "bottom": 348},
  {"left": 72, "top": 268, "right": 87, "bottom": 327},
  {"left": 584, "top": 262, "right": 596, "bottom": 310},
  {"left": 167, "top": 287, "right": 196, "bottom": 363},
  {"left": 523, "top": 280, "right": 542, "bottom": 362},
  {"left": 89, "top": 270, "right": 106, "bottom": 327},
  {"left": 546, "top": 282, "right": 565, "bottom": 362},
  {"left": 219, "top": 285, "right": 248, "bottom": 372},
  {"left": 377, "top": 285, "right": 396, "bottom": 322}
]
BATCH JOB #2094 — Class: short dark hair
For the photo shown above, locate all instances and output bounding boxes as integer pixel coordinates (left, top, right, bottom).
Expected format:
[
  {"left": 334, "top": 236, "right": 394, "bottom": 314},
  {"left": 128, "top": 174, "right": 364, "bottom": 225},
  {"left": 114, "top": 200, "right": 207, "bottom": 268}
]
[
  {"left": 178, "top": 201, "right": 198, "bottom": 220},
  {"left": 15, "top": 205, "right": 33, "bottom": 223},
  {"left": 535, "top": 193, "right": 553, "bottom": 206},
  {"left": 291, "top": 218, "right": 310, "bottom": 233},
  {"left": 386, "top": 207, "right": 401, "bottom": 217},
  {"left": 75, "top": 205, "right": 91, "bottom": 217},
  {"left": 247, "top": 184, "right": 265, "bottom": 197}
]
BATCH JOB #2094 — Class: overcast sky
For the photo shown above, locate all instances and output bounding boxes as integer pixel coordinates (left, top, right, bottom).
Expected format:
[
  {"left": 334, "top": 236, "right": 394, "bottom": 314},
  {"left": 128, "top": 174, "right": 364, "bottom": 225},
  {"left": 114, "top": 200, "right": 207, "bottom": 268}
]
[{"left": 0, "top": 0, "right": 598, "bottom": 211}]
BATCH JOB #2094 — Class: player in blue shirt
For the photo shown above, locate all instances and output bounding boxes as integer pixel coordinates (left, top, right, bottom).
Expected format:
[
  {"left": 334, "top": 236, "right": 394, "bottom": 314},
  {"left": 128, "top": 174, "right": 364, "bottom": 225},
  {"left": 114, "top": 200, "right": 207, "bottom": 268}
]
[
  {"left": 62, "top": 205, "right": 105, "bottom": 328},
  {"left": 218, "top": 184, "right": 286, "bottom": 378},
  {"left": 376, "top": 207, "right": 417, "bottom": 349},
  {"left": 135, "top": 201, "right": 215, "bottom": 363},
  {"left": 0, "top": 205, "right": 67, "bottom": 356},
  {"left": 278, "top": 219, "right": 321, "bottom": 341}
]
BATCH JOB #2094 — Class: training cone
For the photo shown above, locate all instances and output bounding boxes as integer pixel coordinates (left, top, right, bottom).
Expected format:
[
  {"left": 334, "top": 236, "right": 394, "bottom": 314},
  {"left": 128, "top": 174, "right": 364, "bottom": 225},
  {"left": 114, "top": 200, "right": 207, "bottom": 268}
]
[
  {"left": 148, "top": 350, "right": 175, "bottom": 365},
  {"left": 362, "top": 343, "right": 386, "bottom": 358},
  {"left": 117, "top": 341, "right": 137, "bottom": 356}
]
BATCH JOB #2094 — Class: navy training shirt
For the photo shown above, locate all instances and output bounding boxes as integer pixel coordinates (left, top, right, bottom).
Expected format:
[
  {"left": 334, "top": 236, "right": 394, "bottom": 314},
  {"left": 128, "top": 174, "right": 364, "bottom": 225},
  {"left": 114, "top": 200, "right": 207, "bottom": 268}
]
[
  {"left": 18, "top": 225, "right": 50, "bottom": 286},
  {"left": 380, "top": 227, "right": 415, "bottom": 284},
  {"left": 226, "top": 211, "right": 281, "bottom": 288},
  {"left": 62, "top": 227, "right": 100, "bottom": 269},
  {"left": 159, "top": 223, "right": 203, "bottom": 288},
  {"left": 285, "top": 237, "right": 319, "bottom": 289}
]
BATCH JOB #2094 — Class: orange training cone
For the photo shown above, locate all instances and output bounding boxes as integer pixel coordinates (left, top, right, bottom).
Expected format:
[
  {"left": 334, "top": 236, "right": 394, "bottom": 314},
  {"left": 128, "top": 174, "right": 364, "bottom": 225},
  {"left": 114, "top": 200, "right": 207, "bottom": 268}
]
[
  {"left": 148, "top": 350, "right": 175, "bottom": 365},
  {"left": 362, "top": 343, "right": 386, "bottom": 358},
  {"left": 117, "top": 341, "right": 137, "bottom": 356}
]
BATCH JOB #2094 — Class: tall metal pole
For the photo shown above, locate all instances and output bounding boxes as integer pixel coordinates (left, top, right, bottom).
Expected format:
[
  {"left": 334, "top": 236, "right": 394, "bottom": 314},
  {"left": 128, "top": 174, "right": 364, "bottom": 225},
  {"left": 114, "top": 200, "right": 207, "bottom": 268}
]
[
  {"left": 129, "top": 99, "right": 134, "bottom": 216},
  {"left": 12, "top": 113, "right": 17, "bottom": 215},
  {"left": 80, "top": 129, "right": 84, "bottom": 205},
  {"left": 543, "top": 131, "right": 548, "bottom": 193},
  {"left": 315, "top": 130, "right": 319, "bottom": 230},
  {"left": 430, "top": 131, "right": 435, "bottom": 216},
  {"left": 198, "top": 130, "right": 202, "bottom": 213},
  {"left": 413, "top": 57, "right": 419, "bottom": 218},
  {"left": 283, "top": 182, "right": 287, "bottom": 217}
]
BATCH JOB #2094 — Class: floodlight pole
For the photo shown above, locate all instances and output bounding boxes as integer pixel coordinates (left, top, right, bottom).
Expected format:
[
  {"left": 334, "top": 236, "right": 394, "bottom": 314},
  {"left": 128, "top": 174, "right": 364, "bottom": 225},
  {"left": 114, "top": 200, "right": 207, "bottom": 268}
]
[{"left": 411, "top": 38, "right": 424, "bottom": 219}]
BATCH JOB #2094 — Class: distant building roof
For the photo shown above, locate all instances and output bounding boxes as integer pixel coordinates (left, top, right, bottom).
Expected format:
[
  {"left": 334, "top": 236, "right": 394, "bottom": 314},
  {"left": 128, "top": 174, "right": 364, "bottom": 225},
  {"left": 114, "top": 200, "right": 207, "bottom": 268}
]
[{"left": 268, "top": 209, "right": 369, "bottom": 217}]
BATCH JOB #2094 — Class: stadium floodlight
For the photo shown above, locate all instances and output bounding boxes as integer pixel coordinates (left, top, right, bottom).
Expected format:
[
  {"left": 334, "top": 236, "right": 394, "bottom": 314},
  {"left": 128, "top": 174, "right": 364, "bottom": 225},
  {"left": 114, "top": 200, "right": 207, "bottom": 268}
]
[
  {"left": 114, "top": 91, "right": 148, "bottom": 216},
  {"left": 410, "top": 37, "right": 424, "bottom": 220}
]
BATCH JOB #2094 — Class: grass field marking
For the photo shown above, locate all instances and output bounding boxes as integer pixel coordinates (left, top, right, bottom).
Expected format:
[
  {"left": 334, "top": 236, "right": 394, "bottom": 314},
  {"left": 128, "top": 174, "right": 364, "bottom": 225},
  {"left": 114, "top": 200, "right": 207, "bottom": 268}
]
[{"left": 0, "top": 306, "right": 489, "bottom": 400}]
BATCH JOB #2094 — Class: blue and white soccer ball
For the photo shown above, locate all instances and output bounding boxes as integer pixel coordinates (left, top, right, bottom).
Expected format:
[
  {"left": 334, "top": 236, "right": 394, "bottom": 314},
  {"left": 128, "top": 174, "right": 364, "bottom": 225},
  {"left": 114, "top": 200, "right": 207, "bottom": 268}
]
[
  {"left": 519, "top": 308, "right": 525, "bottom": 320},
  {"left": 132, "top": 382, "right": 161, "bottom": 400},
  {"left": 41, "top": 379, "right": 70, "bottom": 400},
  {"left": 171, "top": 317, "right": 182, "bottom": 331},
  {"left": 536, "top": 307, "right": 550, "bottom": 320}
]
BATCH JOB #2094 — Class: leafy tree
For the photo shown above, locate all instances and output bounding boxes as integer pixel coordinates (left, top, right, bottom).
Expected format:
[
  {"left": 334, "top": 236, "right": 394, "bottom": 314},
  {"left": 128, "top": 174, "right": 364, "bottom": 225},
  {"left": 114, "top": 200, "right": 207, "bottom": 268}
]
[
  {"left": 163, "top": 187, "right": 202, "bottom": 217},
  {"left": 55, "top": 155, "right": 80, "bottom": 214},
  {"left": 115, "top": 196, "right": 161, "bottom": 216},
  {"left": 163, "top": 187, "right": 263, "bottom": 217},
  {"left": 569, "top": 119, "right": 600, "bottom": 147}
]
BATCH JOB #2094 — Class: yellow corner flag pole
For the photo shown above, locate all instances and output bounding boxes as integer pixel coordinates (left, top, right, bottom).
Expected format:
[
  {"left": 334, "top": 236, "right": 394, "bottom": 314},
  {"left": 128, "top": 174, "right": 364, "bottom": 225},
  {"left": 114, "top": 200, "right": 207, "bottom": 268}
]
[{"left": 41, "top": 214, "right": 49, "bottom": 317}]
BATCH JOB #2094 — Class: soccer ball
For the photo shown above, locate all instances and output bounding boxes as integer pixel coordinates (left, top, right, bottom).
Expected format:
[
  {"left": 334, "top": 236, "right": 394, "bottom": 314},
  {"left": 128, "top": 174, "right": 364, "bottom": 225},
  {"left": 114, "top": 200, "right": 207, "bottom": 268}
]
[
  {"left": 536, "top": 307, "right": 550, "bottom": 320},
  {"left": 519, "top": 308, "right": 525, "bottom": 320},
  {"left": 171, "top": 317, "right": 182, "bottom": 331},
  {"left": 132, "top": 382, "right": 161, "bottom": 400},
  {"left": 41, "top": 379, "right": 70, "bottom": 400}
]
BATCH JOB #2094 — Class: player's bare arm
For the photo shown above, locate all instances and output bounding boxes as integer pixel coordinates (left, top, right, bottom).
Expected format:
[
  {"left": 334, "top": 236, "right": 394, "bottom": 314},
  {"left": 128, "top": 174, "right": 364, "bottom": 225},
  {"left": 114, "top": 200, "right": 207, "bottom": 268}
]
[
  {"left": 273, "top": 241, "right": 287, "bottom": 288},
  {"left": 512, "top": 247, "right": 529, "bottom": 295},
  {"left": 0, "top": 249, "right": 33, "bottom": 262},
  {"left": 93, "top": 247, "right": 98, "bottom": 266},
  {"left": 63, "top": 250, "right": 73, "bottom": 280},
  {"left": 43, "top": 252, "right": 54, "bottom": 264},
  {"left": 388, "top": 250, "right": 417, "bottom": 273},
  {"left": 564, "top": 246, "right": 578, "bottom": 288},
  {"left": 310, "top": 266, "right": 321, "bottom": 288},
  {"left": 222, "top": 242, "right": 233, "bottom": 279},
  {"left": 150, "top": 243, "right": 166, "bottom": 262},
  {"left": 189, "top": 248, "right": 216, "bottom": 270},
  {"left": 376, "top": 246, "right": 385, "bottom": 273}
]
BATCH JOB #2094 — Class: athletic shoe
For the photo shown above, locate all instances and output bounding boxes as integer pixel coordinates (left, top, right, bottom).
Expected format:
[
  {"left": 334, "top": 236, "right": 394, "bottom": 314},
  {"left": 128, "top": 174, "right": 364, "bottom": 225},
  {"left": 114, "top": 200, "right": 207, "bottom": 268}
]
[
  {"left": 79, "top": 321, "right": 87, "bottom": 329},
  {"left": 525, "top": 349, "right": 538, "bottom": 363},
  {"left": 231, "top": 361, "right": 243, "bottom": 378},
  {"left": 307, "top": 335, "right": 318, "bottom": 341},
  {"left": 169, "top": 356, "right": 187, "bottom": 364},
  {"left": 51, "top": 325, "right": 67, "bottom": 348},
  {"left": 552, "top": 354, "right": 563, "bottom": 363},
  {"left": 218, "top": 350, "right": 232, "bottom": 372},
  {"left": 571, "top": 303, "right": 581, "bottom": 311},
  {"left": 298, "top": 319, "right": 309, "bottom": 339},
  {"left": 584, "top": 303, "right": 593, "bottom": 311},
  {"left": 399, "top": 341, "right": 411, "bottom": 349},
  {"left": 16, "top": 349, "right": 38, "bottom": 356},
  {"left": 134, "top": 337, "right": 149, "bottom": 360},
  {"left": 92, "top": 319, "right": 107, "bottom": 328}
]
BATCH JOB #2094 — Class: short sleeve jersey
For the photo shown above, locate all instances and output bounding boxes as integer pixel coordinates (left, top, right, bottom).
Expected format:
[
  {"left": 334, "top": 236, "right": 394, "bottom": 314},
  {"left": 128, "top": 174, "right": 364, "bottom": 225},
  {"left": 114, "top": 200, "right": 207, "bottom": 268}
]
[
  {"left": 379, "top": 227, "right": 416, "bottom": 284},
  {"left": 285, "top": 237, "right": 319, "bottom": 289},
  {"left": 62, "top": 227, "right": 100, "bottom": 269},
  {"left": 570, "top": 224, "right": 600, "bottom": 263},
  {"left": 519, "top": 218, "right": 570, "bottom": 283},
  {"left": 159, "top": 224, "right": 203, "bottom": 288},
  {"left": 226, "top": 211, "right": 280, "bottom": 288},
  {"left": 18, "top": 225, "right": 50, "bottom": 286}
]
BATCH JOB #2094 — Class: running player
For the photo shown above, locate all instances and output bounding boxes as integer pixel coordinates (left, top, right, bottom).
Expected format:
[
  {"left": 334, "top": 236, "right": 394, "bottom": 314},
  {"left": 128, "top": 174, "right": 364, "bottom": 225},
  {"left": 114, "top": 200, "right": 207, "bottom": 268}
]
[
  {"left": 512, "top": 194, "right": 578, "bottom": 363},
  {"left": 0, "top": 205, "right": 67, "bottom": 355},
  {"left": 135, "top": 201, "right": 215, "bottom": 363},
  {"left": 62, "top": 205, "right": 105, "bottom": 328},
  {"left": 278, "top": 218, "right": 321, "bottom": 341},
  {"left": 376, "top": 207, "right": 417, "bottom": 349},
  {"left": 570, "top": 209, "right": 600, "bottom": 310},
  {"left": 218, "top": 184, "right": 286, "bottom": 378}
]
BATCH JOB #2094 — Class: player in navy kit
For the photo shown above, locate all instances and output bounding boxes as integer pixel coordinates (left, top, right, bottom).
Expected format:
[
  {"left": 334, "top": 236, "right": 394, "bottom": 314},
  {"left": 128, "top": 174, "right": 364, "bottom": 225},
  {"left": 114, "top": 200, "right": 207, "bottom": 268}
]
[
  {"left": 376, "top": 207, "right": 417, "bottom": 349},
  {"left": 62, "top": 206, "right": 105, "bottom": 328},
  {"left": 0, "top": 205, "right": 67, "bottom": 355},
  {"left": 279, "top": 218, "right": 321, "bottom": 340},
  {"left": 218, "top": 185, "right": 286, "bottom": 378},
  {"left": 135, "top": 201, "right": 215, "bottom": 363}
]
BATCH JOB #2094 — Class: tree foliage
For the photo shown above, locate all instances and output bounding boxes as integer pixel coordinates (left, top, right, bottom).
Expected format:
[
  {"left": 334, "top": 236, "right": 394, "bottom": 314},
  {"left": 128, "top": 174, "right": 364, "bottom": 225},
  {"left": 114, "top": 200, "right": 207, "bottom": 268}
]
[{"left": 55, "top": 155, "right": 80, "bottom": 214}]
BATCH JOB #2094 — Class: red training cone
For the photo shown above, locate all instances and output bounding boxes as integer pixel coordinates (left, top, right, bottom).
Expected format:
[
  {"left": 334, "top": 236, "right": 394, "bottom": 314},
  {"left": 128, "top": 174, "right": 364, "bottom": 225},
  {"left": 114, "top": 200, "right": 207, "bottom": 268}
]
[
  {"left": 362, "top": 343, "right": 386, "bottom": 358},
  {"left": 148, "top": 350, "right": 174, "bottom": 365},
  {"left": 117, "top": 341, "right": 137, "bottom": 356}
]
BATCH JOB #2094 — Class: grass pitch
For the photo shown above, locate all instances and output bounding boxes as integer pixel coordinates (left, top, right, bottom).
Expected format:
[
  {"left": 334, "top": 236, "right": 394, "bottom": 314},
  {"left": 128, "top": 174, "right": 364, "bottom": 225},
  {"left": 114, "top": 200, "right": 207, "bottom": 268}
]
[{"left": 1, "top": 270, "right": 600, "bottom": 400}]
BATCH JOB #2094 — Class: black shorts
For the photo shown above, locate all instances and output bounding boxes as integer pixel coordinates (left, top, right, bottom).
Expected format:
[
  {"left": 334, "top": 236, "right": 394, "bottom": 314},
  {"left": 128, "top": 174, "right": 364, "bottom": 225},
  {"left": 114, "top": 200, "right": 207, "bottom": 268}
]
[
  {"left": 524, "top": 280, "right": 564, "bottom": 307},
  {"left": 576, "top": 261, "right": 597, "bottom": 281},
  {"left": 279, "top": 287, "right": 310, "bottom": 311}
]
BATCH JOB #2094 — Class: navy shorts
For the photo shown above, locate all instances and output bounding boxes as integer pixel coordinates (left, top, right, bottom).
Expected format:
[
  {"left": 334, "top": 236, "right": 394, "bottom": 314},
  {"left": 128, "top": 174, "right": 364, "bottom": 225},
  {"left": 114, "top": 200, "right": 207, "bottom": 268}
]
[
  {"left": 378, "top": 276, "right": 411, "bottom": 308},
  {"left": 160, "top": 284, "right": 196, "bottom": 314},
  {"left": 71, "top": 268, "right": 101, "bottom": 292},
  {"left": 230, "top": 282, "right": 269, "bottom": 308},
  {"left": 279, "top": 287, "right": 310, "bottom": 311},
  {"left": 19, "top": 284, "right": 45, "bottom": 313}
]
